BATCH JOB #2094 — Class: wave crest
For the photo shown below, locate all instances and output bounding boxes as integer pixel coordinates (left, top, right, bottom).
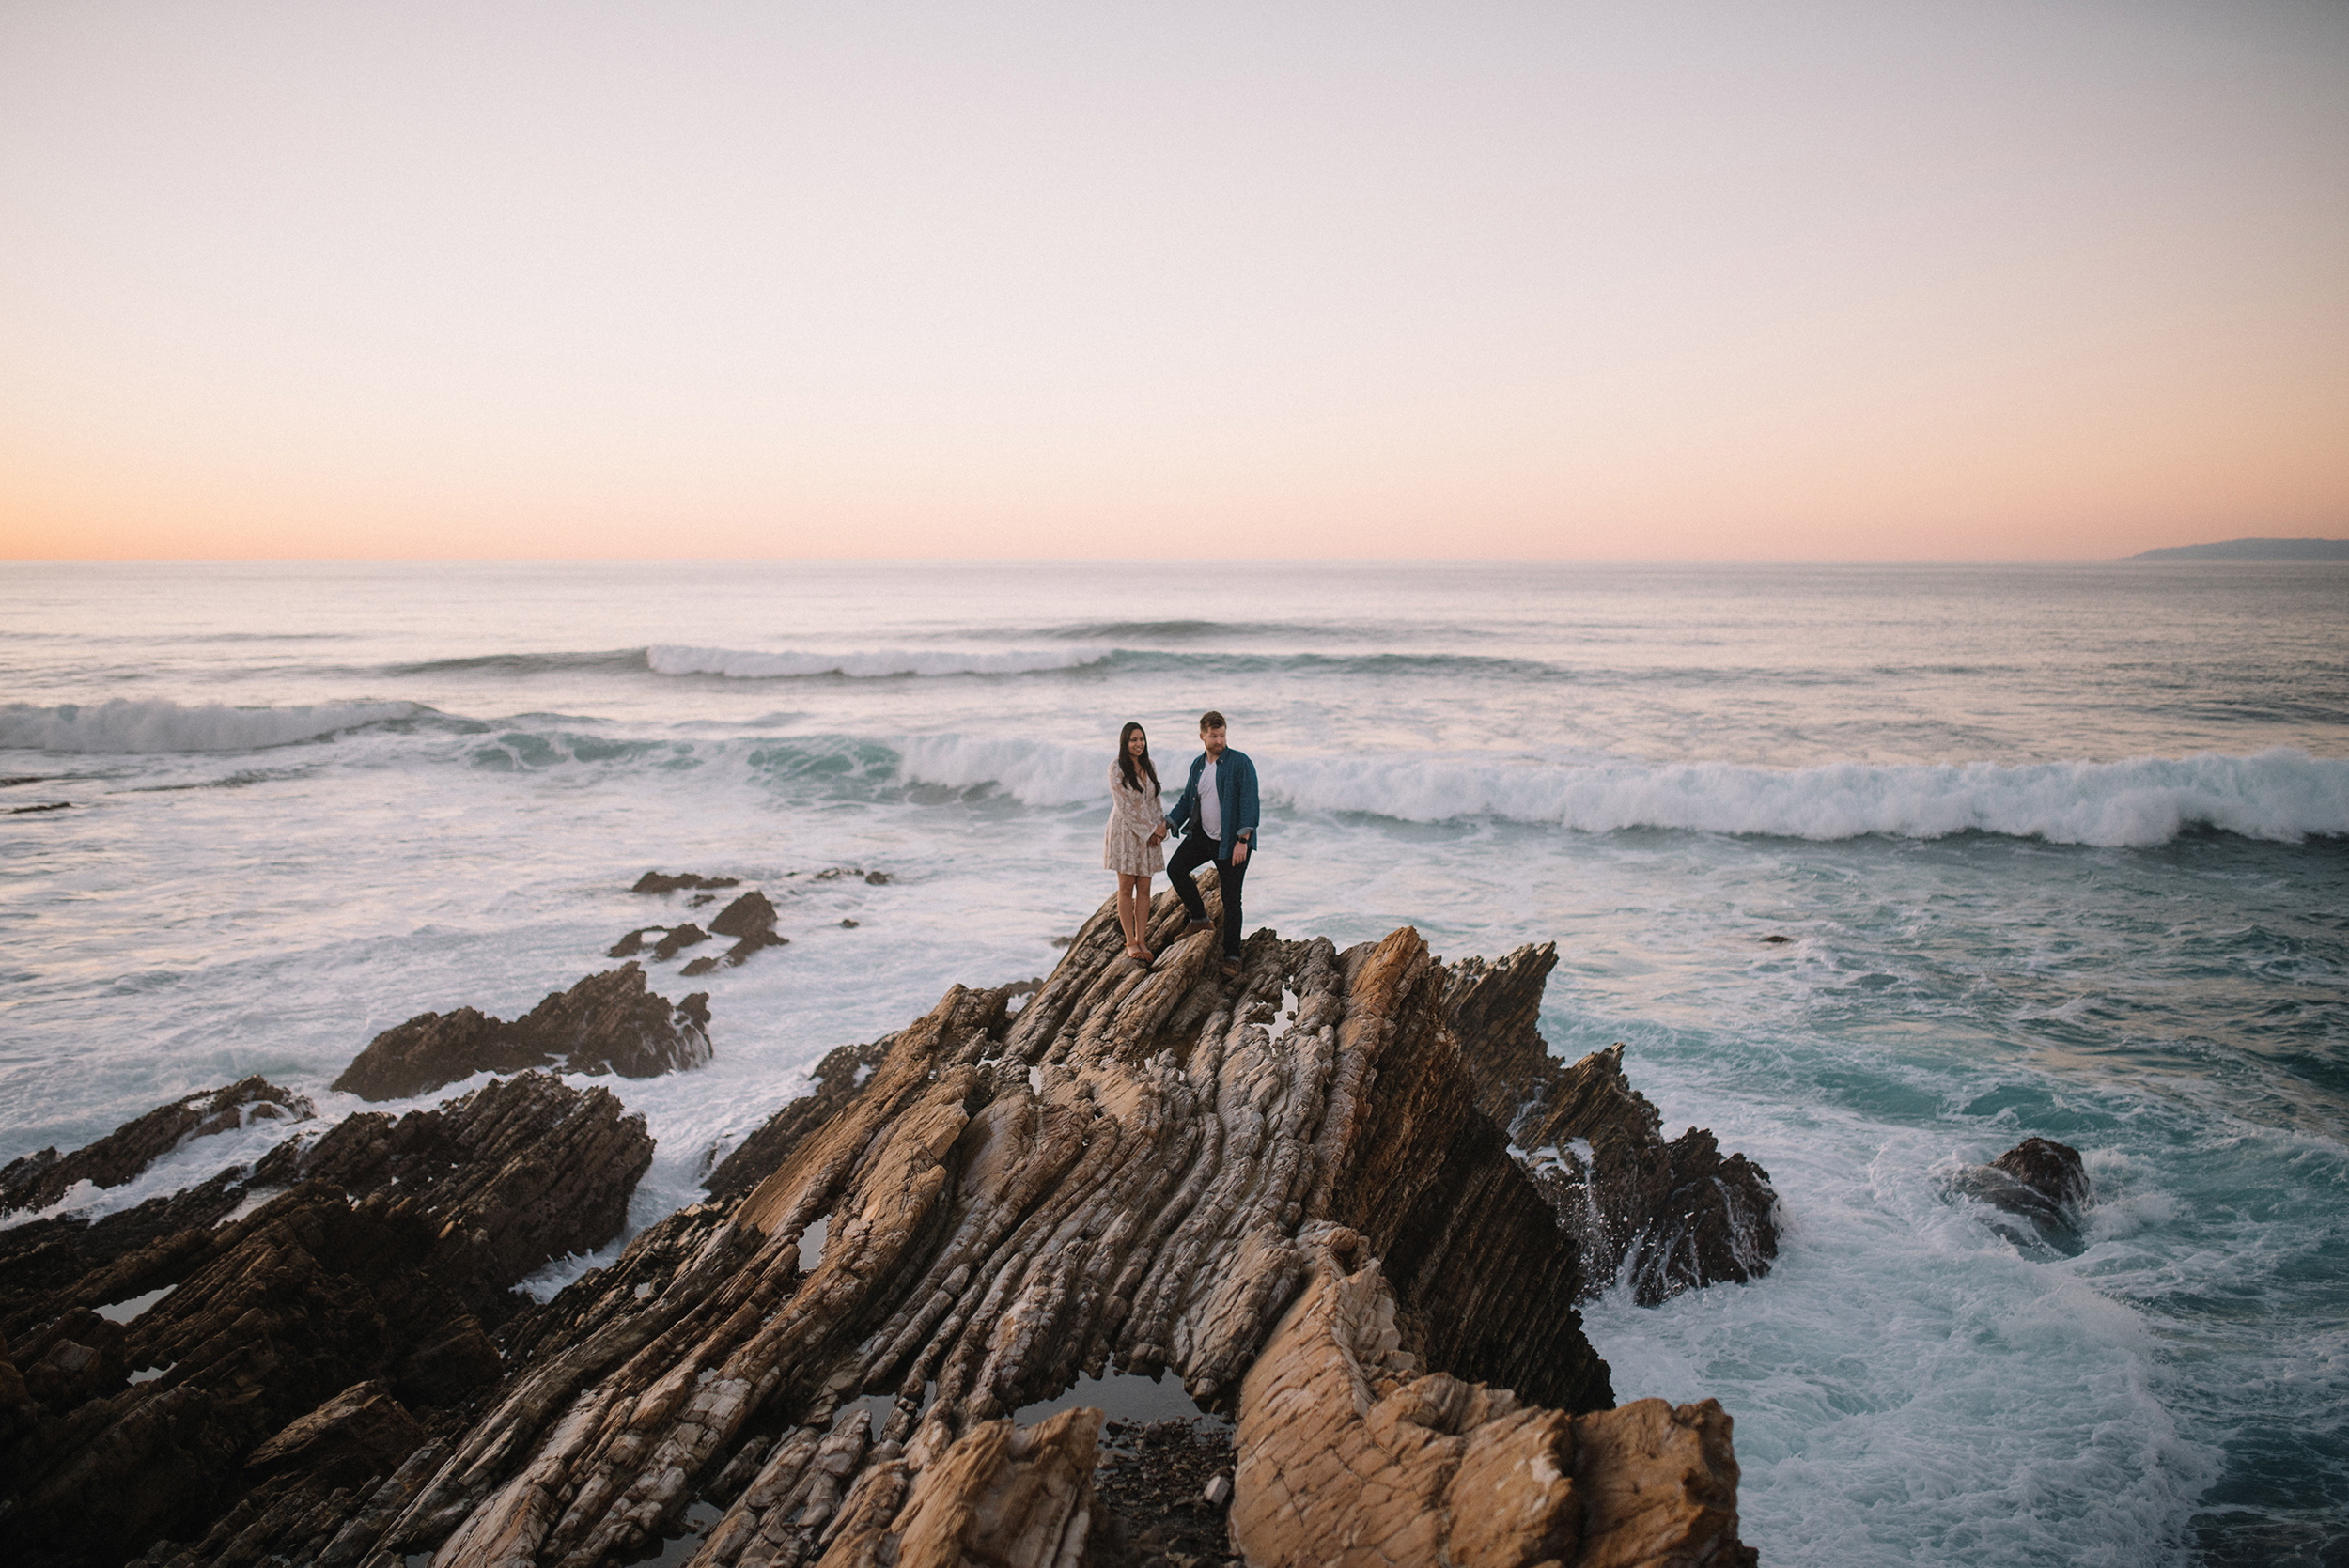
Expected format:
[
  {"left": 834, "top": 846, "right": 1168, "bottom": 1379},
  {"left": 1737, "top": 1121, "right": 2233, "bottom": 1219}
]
[
  {"left": 0, "top": 699, "right": 420, "bottom": 754},
  {"left": 899, "top": 737, "right": 2348, "bottom": 846},
  {"left": 647, "top": 644, "right": 1110, "bottom": 679}
]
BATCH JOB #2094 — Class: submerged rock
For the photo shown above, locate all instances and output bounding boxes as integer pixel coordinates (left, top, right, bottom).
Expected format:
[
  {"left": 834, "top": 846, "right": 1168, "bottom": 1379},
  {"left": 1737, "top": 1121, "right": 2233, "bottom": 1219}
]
[
  {"left": 1946, "top": 1135, "right": 2092, "bottom": 1250},
  {"left": 0, "top": 1077, "right": 313, "bottom": 1215},
  {"left": 332, "top": 962, "right": 712, "bottom": 1101},
  {"left": 632, "top": 870, "right": 741, "bottom": 893},
  {"left": 1516, "top": 1045, "right": 1780, "bottom": 1306}
]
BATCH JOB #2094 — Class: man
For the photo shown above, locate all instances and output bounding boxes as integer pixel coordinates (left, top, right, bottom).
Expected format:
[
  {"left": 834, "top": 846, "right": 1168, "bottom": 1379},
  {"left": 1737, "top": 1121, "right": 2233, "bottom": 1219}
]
[{"left": 1162, "top": 709, "right": 1259, "bottom": 979}]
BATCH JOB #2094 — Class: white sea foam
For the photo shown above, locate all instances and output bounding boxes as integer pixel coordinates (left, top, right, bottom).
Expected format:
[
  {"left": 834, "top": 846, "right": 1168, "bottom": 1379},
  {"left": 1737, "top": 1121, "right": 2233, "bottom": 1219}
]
[
  {"left": 647, "top": 644, "right": 1111, "bottom": 679},
  {"left": 0, "top": 698, "right": 418, "bottom": 753},
  {"left": 1266, "top": 748, "right": 2349, "bottom": 846},
  {"left": 889, "top": 738, "right": 2348, "bottom": 846}
]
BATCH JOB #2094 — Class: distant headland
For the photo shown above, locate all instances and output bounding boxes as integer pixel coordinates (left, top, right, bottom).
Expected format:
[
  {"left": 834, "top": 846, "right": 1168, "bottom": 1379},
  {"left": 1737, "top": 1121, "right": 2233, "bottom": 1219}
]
[{"left": 2131, "top": 537, "right": 2349, "bottom": 561}]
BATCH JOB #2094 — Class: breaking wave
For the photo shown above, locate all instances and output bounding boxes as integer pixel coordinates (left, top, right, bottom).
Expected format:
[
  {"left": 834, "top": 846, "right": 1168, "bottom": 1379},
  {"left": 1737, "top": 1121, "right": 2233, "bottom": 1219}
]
[
  {"left": 647, "top": 644, "right": 1112, "bottom": 679},
  {"left": 898, "top": 739, "right": 2349, "bottom": 847},
  {"left": 0, "top": 699, "right": 421, "bottom": 754}
]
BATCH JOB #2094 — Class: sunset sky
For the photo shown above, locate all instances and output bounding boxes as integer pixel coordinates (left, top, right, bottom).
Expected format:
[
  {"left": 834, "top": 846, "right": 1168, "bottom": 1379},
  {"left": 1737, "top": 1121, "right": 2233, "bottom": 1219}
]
[{"left": 3, "top": 1, "right": 2344, "bottom": 561}]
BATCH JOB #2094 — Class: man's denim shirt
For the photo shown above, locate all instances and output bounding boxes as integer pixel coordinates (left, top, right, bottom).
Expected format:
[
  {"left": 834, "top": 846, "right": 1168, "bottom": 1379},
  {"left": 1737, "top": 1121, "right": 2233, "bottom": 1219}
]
[{"left": 1164, "top": 747, "right": 1261, "bottom": 864}]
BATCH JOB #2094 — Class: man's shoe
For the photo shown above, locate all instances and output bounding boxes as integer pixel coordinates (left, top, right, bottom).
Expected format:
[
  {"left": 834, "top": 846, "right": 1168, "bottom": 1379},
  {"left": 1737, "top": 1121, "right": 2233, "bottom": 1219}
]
[
  {"left": 1220, "top": 956, "right": 1243, "bottom": 979},
  {"left": 1182, "top": 919, "right": 1214, "bottom": 936}
]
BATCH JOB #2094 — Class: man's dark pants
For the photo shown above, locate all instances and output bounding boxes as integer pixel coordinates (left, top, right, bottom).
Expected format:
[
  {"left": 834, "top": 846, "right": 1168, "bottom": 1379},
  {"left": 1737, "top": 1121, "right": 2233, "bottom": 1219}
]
[{"left": 1167, "top": 832, "right": 1247, "bottom": 960}]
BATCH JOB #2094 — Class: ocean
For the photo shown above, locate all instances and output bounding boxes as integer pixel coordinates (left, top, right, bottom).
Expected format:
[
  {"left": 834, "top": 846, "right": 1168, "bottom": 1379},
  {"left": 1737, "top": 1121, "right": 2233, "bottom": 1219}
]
[{"left": 4, "top": 558, "right": 2344, "bottom": 1566}]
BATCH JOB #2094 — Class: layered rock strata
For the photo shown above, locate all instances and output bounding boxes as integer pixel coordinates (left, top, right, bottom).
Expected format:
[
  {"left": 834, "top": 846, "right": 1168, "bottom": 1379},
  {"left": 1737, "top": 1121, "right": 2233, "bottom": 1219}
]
[
  {"left": 1515, "top": 1044, "right": 1780, "bottom": 1306},
  {"left": 1232, "top": 1225, "right": 1755, "bottom": 1567},
  {"left": 1, "top": 1077, "right": 314, "bottom": 1214},
  {"left": 333, "top": 962, "right": 712, "bottom": 1101},
  {"left": 5, "top": 885, "right": 1762, "bottom": 1568},
  {"left": 1442, "top": 954, "right": 1780, "bottom": 1307},
  {"left": 2, "top": 1073, "right": 651, "bottom": 1568}
]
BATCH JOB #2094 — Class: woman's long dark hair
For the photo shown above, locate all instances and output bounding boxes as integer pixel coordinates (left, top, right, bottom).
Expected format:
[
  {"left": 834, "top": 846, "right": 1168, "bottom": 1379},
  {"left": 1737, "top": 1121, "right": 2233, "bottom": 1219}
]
[{"left": 1116, "top": 721, "right": 1159, "bottom": 794}]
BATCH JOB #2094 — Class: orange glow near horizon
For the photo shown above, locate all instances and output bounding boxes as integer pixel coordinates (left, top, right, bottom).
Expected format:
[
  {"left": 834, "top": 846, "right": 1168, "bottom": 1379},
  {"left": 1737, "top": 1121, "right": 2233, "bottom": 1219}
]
[{"left": 4, "top": 1, "right": 2344, "bottom": 563}]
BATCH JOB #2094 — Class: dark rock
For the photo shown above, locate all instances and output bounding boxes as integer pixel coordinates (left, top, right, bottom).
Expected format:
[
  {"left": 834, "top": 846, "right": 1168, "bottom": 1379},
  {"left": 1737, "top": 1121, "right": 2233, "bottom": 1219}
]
[
  {"left": 0, "top": 1072, "right": 657, "bottom": 1568},
  {"left": 840, "top": 918, "right": 859, "bottom": 928},
  {"left": 1, "top": 1077, "right": 314, "bottom": 1215},
  {"left": 809, "top": 865, "right": 889, "bottom": 884},
  {"left": 0, "top": 1168, "right": 253, "bottom": 1342},
  {"left": 632, "top": 871, "right": 740, "bottom": 893},
  {"left": 333, "top": 963, "right": 712, "bottom": 1101},
  {"left": 650, "top": 923, "right": 708, "bottom": 960},
  {"left": 243, "top": 1380, "right": 427, "bottom": 1487},
  {"left": 1517, "top": 1045, "right": 1780, "bottom": 1305},
  {"left": 9, "top": 800, "right": 72, "bottom": 814},
  {"left": 708, "top": 891, "right": 777, "bottom": 939},
  {"left": 1760, "top": 934, "right": 1792, "bottom": 943},
  {"left": 1947, "top": 1136, "right": 2092, "bottom": 1249},
  {"left": 606, "top": 926, "right": 659, "bottom": 958},
  {"left": 255, "top": 1070, "right": 655, "bottom": 1302},
  {"left": 688, "top": 893, "right": 717, "bottom": 908},
  {"left": 1442, "top": 940, "right": 1559, "bottom": 1133}
]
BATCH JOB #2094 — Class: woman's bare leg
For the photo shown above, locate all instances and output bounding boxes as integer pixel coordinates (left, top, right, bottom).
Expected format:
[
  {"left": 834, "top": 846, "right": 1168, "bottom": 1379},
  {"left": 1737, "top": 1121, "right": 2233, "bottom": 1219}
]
[{"left": 1116, "top": 874, "right": 1144, "bottom": 954}]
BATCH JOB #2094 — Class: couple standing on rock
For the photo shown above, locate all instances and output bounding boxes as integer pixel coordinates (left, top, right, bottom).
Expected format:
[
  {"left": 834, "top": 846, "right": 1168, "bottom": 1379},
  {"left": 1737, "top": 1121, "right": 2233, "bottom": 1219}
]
[{"left": 1104, "top": 709, "right": 1258, "bottom": 978}]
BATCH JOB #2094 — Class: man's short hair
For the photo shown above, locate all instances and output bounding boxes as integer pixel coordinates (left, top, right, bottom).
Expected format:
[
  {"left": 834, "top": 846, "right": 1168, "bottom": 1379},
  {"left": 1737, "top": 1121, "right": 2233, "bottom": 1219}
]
[{"left": 1199, "top": 710, "right": 1226, "bottom": 731}]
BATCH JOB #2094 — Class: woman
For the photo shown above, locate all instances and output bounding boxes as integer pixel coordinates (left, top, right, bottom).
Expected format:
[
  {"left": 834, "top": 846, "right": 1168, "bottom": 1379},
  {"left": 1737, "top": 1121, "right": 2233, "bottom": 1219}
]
[{"left": 1104, "top": 721, "right": 1169, "bottom": 963}]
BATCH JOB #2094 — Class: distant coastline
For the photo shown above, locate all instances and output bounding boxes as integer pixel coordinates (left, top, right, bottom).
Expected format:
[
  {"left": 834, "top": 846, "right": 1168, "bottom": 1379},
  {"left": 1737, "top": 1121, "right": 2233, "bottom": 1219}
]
[{"left": 2131, "top": 536, "right": 2349, "bottom": 561}]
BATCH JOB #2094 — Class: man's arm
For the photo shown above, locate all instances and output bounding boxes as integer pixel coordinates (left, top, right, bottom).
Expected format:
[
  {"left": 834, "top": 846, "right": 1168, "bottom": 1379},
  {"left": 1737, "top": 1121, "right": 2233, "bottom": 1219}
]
[{"left": 1233, "top": 752, "right": 1260, "bottom": 861}]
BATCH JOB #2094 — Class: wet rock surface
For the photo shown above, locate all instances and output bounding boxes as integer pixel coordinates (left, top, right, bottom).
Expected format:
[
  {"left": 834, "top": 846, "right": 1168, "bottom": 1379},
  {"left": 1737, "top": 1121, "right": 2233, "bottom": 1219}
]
[
  {"left": 1515, "top": 1044, "right": 1780, "bottom": 1306},
  {"left": 0, "top": 1071, "right": 654, "bottom": 1568},
  {"left": 0, "top": 1077, "right": 313, "bottom": 1215},
  {"left": 332, "top": 962, "right": 712, "bottom": 1101},
  {"left": 6, "top": 884, "right": 1760, "bottom": 1568},
  {"left": 1946, "top": 1135, "right": 2092, "bottom": 1250}
]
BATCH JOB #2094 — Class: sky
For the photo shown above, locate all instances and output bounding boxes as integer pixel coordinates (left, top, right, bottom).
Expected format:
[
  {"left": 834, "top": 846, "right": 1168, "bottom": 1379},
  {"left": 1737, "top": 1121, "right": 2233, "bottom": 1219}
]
[{"left": 2, "top": 1, "right": 2345, "bottom": 562}]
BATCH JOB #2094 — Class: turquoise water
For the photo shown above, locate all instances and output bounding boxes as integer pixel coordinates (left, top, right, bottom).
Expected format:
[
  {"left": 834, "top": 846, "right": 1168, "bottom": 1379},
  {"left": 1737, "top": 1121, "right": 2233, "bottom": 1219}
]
[{"left": 3, "top": 560, "right": 2344, "bottom": 1564}]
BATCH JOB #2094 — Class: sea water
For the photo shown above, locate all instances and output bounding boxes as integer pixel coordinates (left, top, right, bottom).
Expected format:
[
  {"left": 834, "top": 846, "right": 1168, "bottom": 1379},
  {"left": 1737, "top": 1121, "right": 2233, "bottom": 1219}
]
[{"left": 3, "top": 559, "right": 2343, "bottom": 1566}]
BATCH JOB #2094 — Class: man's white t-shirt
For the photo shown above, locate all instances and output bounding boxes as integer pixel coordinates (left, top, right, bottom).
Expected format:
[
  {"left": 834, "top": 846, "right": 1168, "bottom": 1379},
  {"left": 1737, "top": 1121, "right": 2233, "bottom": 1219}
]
[{"left": 1198, "top": 757, "right": 1221, "bottom": 839}]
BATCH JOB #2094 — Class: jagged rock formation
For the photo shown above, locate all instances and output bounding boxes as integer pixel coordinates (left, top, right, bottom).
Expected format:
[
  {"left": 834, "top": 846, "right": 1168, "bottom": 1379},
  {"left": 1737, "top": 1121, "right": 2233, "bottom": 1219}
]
[
  {"left": 0, "top": 1078, "right": 313, "bottom": 1214},
  {"left": 1439, "top": 945, "right": 1780, "bottom": 1307},
  {"left": 1945, "top": 1135, "right": 2092, "bottom": 1250},
  {"left": 333, "top": 962, "right": 712, "bottom": 1101},
  {"left": 1514, "top": 1045, "right": 1779, "bottom": 1307},
  {"left": 5, "top": 886, "right": 1762, "bottom": 1568},
  {"left": 614, "top": 891, "right": 789, "bottom": 975},
  {"left": 1231, "top": 1225, "right": 1755, "bottom": 1567},
  {"left": 686, "top": 891, "right": 789, "bottom": 976},
  {"left": 1442, "top": 941, "right": 1561, "bottom": 1132},
  {"left": 1, "top": 1073, "right": 652, "bottom": 1568},
  {"left": 69, "top": 888, "right": 1757, "bottom": 1568}
]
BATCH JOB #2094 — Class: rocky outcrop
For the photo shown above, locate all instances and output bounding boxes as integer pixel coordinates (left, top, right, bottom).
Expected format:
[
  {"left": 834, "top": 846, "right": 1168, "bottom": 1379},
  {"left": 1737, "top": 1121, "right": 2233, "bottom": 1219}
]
[
  {"left": 1442, "top": 941, "right": 1561, "bottom": 1132},
  {"left": 0, "top": 1078, "right": 313, "bottom": 1214},
  {"left": 332, "top": 963, "right": 712, "bottom": 1101},
  {"left": 254, "top": 1071, "right": 656, "bottom": 1307},
  {"left": 9, "top": 887, "right": 1760, "bottom": 1568},
  {"left": 1231, "top": 1225, "right": 1755, "bottom": 1567},
  {"left": 1946, "top": 1135, "right": 2091, "bottom": 1250},
  {"left": 94, "top": 893, "right": 1751, "bottom": 1568},
  {"left": 0, "top": 1072, "right": 654, "bottom": 1568},
  {"left": 1514, "top": 1045, "right": 1779, "bottom": 1306}
]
